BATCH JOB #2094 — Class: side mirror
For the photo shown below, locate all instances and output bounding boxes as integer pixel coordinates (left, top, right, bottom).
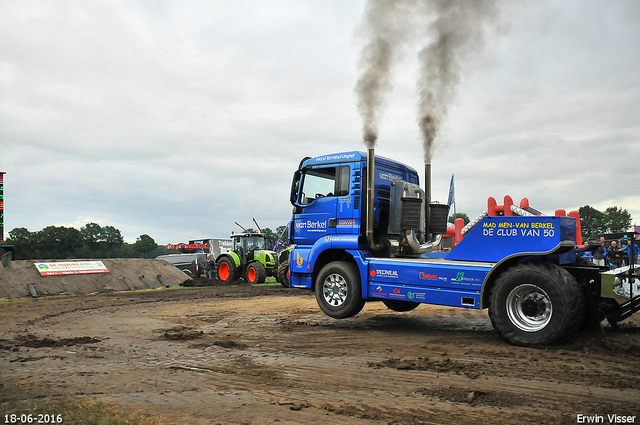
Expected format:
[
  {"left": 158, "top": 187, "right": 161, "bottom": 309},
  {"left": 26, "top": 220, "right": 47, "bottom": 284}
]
[{"left": 290, "top": 170, "right": 302, "bottom": 206}]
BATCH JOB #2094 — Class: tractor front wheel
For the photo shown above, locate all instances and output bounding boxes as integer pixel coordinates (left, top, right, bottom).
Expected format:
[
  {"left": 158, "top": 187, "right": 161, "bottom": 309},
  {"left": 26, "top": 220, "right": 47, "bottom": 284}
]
[
  {"left": 246, "top": 262, "right": 267, "bottom": 284},
  {"left": 217, "top": 257, "right": 238, "bottom": 283}
]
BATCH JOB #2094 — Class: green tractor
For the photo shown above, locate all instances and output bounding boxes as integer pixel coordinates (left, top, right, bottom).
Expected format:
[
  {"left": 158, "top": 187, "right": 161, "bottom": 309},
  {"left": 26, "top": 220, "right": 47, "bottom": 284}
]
[{"left": 216, "top": 231, "right": 278, "bottom": 284}]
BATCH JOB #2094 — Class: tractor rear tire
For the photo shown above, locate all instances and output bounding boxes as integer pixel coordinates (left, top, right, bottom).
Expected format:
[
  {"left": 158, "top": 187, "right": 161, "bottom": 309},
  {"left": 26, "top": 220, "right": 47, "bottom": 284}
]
[
  {"left": 315, "top": 261, "right": 365, "bottom": 319},
  {"left": 277, "top": 260, "right": 290, "bottom": 288},
  {"left": 489, "top": 262, "right": 585, "bottom": 346},
  {"left": 217, "top": 257, "right": 238, "bottom": 284},
  {"left": 383, "top": 300, "right": 420, "bottom": 312},
  {"left": 246, "top": 262, "right": 266, "bottom": 284}
]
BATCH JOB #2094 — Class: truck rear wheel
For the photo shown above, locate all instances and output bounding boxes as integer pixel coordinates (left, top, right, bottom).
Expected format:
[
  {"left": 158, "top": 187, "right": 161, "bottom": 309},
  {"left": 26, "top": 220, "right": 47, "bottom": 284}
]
[
  {"left": 315, "top": 261, "right": 365, "bottom": 319},
  {"left": 383, "top": 300, "right": 420, "bottom": 312},
  {"left": 277, "top": 260, "right": 290, "bottom": 288},
  {"left": 246, "top": 262, "right": 266, "bottom": 284},
  {"left": 217, "top": 257, "right": 238, "bottom": 283},
  {"left": 489, "top": 262, "right": 585, "bottom": 346}
]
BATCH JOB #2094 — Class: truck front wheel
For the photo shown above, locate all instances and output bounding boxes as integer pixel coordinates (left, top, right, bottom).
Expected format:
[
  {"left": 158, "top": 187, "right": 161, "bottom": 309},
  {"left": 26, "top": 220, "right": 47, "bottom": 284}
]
[
  {"left": 489, "top": 262, "right": 584, "bottom": 346},
  {"left": 315, "top": 261, "right": 365, "bottom": 319}
]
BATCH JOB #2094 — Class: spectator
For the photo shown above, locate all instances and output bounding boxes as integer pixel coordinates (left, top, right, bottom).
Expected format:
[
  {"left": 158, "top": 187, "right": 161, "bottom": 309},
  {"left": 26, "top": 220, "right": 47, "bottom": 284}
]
[
  {"left": 592, "top": 237, "right": 607, "bottom": 267},
  {"left": 620, "top": 237, "right": 639, "bottom": 265},
  {"left": 205, "top": 253, "right": 216, "bottom": 279},
  {"left": 607, "top": 240, "right": 623, "bottom": 269}
]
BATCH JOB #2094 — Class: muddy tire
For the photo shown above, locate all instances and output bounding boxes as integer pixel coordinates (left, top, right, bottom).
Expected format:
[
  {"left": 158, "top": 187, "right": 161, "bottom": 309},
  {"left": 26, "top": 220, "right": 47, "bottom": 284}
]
[
  {"left": 216, "top": 257, "right": 238, "bottom": 283},
  {"left": 489, "top": 262, "right": 585, "bottom": 346},
  {"left": 246, "top": 262, "right": 266, "bottom": 284},
  {"left": 315, "top": 261, "right": 365, "bottom": 319},
  {"left": 383, "top": 300, "right": 420, "bottom": 312},
  {"left": 277, "top": 260, "right": 290, "bottom": 288}
]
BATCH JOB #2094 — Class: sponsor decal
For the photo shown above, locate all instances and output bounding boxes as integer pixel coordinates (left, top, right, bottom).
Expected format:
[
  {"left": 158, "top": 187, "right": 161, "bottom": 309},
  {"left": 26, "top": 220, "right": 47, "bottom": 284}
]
[
  {"left": 407, "top": 291, "right": 426, "bottom": 300},
  {"left": 295, "top": 220, "right": 328, "bottom": 232},
  {"left": 370, "top": 286, "right": 387, "bottom": 296},
  {"left": 419, "top": 271, "right": 438, "bottom": 280},
  {"left": 296, "top": 252, "right": 304, "bottom": 267},
  {"left": 451, "top": 272, "right": 481, "bottom": 284},
  {"left": 389, "top": 289, "right": 405, "bottom": 298},
  {"left": 316, "top": 153, "right": 357, "bottom": 162},
  {"left": 378, "top": 172, "right": 402, "bottom": 182},
  {"left": 374, "top": 269, "right": 399, "bottom": 278},
  {"left": 338, "top": 219, "right": 356, "bottom": 227},
  {"left": 35, "top": 261, "right": 109, "bottom": 276},
  {"left": 370, "top": 270, "right": 376, "bottom": 277},
  {"left": 331, "top": 236, "right": 357, "bottom": 242}
]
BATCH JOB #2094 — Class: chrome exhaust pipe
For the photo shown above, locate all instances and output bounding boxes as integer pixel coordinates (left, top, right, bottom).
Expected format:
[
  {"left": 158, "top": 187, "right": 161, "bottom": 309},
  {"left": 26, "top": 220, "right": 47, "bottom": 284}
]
[{"left": 404, "top": 160, "right": 444, "bottom": 254}]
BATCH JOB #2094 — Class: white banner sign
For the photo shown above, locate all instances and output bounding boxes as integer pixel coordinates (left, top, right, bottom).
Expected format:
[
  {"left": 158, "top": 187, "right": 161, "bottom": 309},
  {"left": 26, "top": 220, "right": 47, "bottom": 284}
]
[{"left": 34, "top": 261, "right": 110, "bottom": 276}]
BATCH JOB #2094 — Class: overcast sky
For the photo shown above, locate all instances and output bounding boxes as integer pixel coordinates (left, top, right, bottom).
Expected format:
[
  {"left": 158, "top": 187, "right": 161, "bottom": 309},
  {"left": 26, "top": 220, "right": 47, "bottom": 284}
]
[{"left": 1, "top": 0, "right": 639, "bottom": 244}]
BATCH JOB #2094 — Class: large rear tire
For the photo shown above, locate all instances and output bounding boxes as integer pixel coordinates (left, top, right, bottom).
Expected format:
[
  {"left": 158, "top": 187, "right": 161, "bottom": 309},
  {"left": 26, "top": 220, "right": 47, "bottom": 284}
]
[
  {"left": 383, "top": 300, "right": 420, "bottom": 312},
  {"left": 246, "top": 262, "right": 266, "bottom": 284},
  {"left": 277, "top": 260, "right": 290, "bottom": 288},
  {"left": 216, "top": 257, "right": 238, "bottom": 283},
  {"left": 489, "top": 262, "right": 585, "bottom": 346},
  {"left": 315, "top": 261, "right": 365, "bottom": 319}
]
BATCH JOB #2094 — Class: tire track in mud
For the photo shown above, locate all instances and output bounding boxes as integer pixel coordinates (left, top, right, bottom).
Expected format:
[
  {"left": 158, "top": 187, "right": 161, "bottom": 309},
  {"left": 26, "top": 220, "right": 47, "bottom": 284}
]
[{"left": 1, "top": 287, "right": 639, "bottom": 424}]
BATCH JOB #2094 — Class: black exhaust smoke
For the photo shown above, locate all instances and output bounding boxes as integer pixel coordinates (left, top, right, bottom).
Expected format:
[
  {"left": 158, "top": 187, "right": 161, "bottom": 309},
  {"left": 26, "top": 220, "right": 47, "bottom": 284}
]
[{"left": 355, "top": 0, "right": 501, "bottom": 162}]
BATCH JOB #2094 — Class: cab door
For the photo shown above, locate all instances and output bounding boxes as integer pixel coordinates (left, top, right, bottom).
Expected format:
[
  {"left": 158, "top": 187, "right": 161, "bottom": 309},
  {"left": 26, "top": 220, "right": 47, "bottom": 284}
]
[{"left": 291, "top": 165, "right": 349, "bottom": 246}]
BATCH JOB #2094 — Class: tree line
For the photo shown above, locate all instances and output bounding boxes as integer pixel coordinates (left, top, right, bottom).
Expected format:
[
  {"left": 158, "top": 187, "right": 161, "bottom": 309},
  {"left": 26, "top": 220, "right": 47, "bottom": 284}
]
[
  {"left": 0, "top": 206, "right": 631, "bottom": 260},
  {"left": 1, "top": 223, "right": 165, "bottom": 260}
]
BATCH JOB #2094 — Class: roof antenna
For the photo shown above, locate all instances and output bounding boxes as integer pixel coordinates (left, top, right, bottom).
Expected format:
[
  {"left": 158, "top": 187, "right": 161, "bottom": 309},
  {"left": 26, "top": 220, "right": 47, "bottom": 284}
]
[
  {"left": 235, "top": 222, "right": 248, "bottom": 232},
  {"left": 252, "top": 218, "right": 263, "bottom": 233}
]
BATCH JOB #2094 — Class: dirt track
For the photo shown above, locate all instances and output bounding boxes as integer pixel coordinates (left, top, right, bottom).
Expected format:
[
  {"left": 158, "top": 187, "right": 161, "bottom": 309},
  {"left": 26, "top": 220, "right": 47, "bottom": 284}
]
[{"left": 1, "top": 283, "right": 639, "bottom": 424}]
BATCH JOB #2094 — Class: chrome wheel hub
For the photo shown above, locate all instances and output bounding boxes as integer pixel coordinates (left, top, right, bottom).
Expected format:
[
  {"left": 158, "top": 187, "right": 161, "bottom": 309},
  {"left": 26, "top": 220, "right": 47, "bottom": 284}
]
[{"left": 506, "top": 284, "right": 552, "bottom": 332}]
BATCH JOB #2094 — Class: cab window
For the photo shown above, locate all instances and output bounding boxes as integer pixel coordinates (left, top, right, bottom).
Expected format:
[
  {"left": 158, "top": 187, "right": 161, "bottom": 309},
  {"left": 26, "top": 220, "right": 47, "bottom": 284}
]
[{"left": 300, "top": 166, "right": 349, "bottom": 205}]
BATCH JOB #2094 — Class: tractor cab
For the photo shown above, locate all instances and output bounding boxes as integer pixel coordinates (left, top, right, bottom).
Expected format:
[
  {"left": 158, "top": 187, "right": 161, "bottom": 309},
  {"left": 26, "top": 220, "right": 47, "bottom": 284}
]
[{"left": 232, "top": 232, "right": 266, "bottom": 263}]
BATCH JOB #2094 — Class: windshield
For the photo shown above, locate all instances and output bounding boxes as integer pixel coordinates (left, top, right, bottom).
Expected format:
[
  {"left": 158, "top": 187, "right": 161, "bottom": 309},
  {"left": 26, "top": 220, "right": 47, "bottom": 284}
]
[{"left": 246, "top": 236, "right": 265, "bottom": 250}]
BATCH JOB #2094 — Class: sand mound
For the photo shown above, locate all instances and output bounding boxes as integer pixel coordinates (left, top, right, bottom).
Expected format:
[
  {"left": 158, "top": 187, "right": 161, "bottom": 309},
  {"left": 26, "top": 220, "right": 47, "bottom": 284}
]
[{"left": 0, "top": 258, "right": 189, "bottom": 299}]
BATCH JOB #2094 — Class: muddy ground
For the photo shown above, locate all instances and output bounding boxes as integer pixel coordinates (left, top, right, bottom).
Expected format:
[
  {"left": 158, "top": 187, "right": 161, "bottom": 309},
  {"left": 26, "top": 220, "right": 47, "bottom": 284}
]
[{"left": 1, "top": 282, "right": 639, "bottom": 425}]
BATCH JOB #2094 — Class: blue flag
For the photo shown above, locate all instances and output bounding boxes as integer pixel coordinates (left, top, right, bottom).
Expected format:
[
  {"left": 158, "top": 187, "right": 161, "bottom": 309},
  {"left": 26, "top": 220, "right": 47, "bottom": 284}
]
[{"left": 447, "top": 174, "right": 455, "bottom": 206}]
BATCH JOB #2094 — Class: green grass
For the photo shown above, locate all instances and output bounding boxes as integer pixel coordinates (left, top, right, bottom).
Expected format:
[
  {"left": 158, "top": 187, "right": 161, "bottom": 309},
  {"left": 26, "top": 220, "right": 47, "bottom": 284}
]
[{"left": 0, "top": 379, "right": 173, "bottom": 425}]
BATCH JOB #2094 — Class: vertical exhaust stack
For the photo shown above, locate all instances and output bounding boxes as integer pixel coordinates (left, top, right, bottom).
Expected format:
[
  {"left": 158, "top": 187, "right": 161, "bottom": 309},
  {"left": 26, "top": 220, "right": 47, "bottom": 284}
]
[
  {"left": 425, "top": 162, "right": 431, "bottom": 241},
  {"left": 404, "top": 160, "right": 446, "bottom": 255},
  {"left": 366, "top": 148, "right": 379, "bottom": 250}
]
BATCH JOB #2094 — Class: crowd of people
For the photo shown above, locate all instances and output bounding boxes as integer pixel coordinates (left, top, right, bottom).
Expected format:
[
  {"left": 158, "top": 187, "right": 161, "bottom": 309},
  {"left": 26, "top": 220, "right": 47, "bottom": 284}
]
[{"left": 586, "top": 235, "right": 639, "bottom": 269}]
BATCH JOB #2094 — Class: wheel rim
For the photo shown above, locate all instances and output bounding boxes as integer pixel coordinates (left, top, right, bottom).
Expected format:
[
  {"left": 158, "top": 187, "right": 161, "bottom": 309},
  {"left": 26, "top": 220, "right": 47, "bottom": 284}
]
[
  {"left": 218, "top": 262, "right": 229, "bottom": 280},
  {"left": 247, "top": 267, "right": 256, "bottom": 283},
  {"left": 506, "top": 284, "right": 553, "bottom": 332},
  {"left": 322, "top": 273, "right": 348, "bottom": 307}
]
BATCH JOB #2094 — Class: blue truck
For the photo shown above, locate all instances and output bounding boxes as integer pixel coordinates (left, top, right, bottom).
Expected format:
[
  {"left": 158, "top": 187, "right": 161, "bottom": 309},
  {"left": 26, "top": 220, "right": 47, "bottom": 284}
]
[{"left": 286, "top": 149, "right": 639, "bottom": 346}]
